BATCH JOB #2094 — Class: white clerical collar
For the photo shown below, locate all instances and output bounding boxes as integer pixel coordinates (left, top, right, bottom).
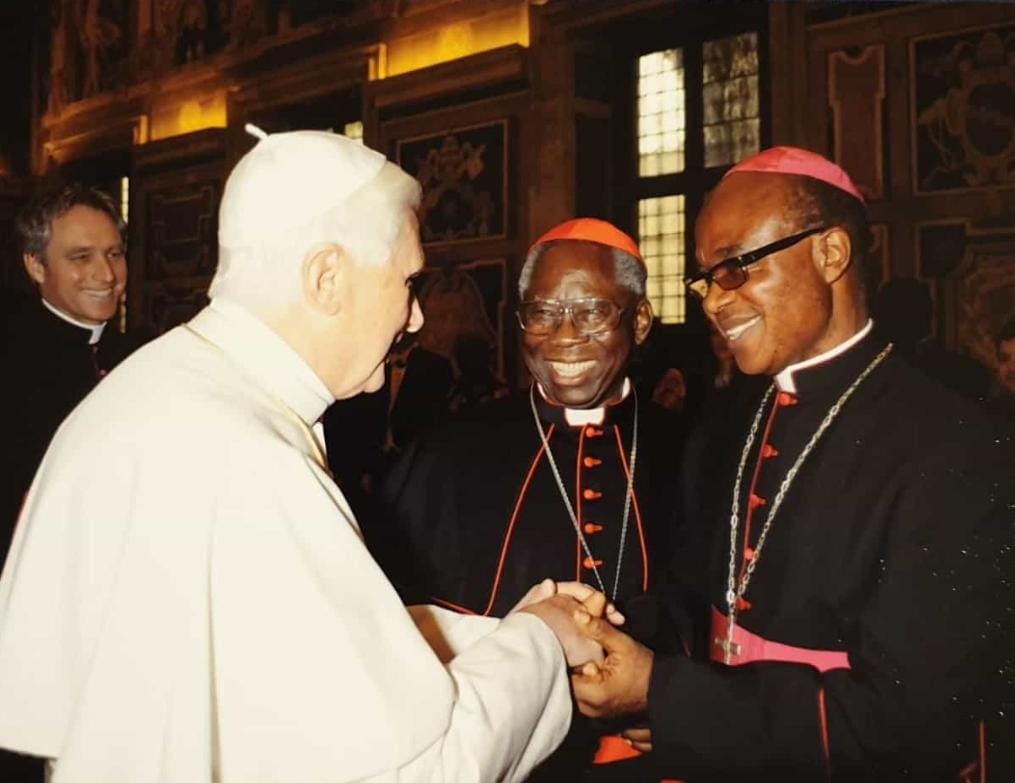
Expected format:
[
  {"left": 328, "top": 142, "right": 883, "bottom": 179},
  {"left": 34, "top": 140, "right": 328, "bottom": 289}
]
[
  {"left": 191, "top": 298, "right": 335, "bottom": 424},
  {"left": 538, "top": 377, "right": 631, "bottom": 427},
  {"left": 774, "top": 319, "right": 874, "bottom": 394},
  {"left": 41, "top": 298, "right": 106, "bottom": 345}
]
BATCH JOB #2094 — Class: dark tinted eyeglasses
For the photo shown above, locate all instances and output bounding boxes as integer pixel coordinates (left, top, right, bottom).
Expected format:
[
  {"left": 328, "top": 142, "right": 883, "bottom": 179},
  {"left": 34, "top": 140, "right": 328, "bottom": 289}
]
[
  {"left": 684, "top": 226, "right": 828, "bottom": 300},
  {"left": 516, "top": 298, "right": 623, "bottom": 336}
]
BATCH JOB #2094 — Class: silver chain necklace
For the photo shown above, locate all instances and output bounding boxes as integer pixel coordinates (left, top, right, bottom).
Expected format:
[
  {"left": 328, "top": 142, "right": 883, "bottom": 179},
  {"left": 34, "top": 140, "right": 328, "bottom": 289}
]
[
  {"left": 529, "top": 384, "right": 638, "bottom": 601},
  {"left": 721, "top": 343, "right": 894, "bottom": 664}
]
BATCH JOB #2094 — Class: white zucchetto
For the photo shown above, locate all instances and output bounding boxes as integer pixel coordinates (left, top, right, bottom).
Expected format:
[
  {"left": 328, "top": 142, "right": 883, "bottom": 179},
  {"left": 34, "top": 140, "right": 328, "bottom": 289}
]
[{"left": 219, "top": 126, "right": 387, "bottom": 249}]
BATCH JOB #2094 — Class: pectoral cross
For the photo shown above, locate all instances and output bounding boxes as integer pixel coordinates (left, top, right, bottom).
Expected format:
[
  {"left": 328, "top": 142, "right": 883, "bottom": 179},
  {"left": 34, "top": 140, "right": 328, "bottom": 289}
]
[{"left": 713, "top": 636, "right": 741, "bottom": 664}]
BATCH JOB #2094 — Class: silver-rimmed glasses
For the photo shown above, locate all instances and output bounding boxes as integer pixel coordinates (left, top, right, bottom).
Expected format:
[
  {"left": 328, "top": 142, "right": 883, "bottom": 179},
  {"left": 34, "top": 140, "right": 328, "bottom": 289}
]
[{"left": 516, "top": 298, "right": 624, "bottom": 336}]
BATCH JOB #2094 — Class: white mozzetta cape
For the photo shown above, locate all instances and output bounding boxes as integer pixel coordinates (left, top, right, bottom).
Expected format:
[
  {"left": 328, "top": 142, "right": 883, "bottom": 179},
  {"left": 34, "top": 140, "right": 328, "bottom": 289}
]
[{"left": 0, "top": 299, "right": 571, "bottom": 783}]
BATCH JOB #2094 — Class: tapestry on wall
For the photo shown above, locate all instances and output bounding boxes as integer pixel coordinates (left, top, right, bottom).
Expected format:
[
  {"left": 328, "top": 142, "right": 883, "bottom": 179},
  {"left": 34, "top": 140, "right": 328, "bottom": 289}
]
[
  {"left": 912, "top": 23, "right": 1015, "bottom": 192},
  {"left": 396, "top": 120, "right": 508, "bottom": 245}
]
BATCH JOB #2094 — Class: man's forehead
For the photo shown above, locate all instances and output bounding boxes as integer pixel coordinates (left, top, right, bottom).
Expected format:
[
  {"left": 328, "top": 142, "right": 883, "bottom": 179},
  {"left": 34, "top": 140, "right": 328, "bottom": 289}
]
[
  {"left": 539, "top": 240, "right": 615, "bottom": 269},
  {"left": 53, "top": 205, "right": 118, "bottom": 229},
  {"left": 696, "top": 174, "right": 794, "bottom": 260}
]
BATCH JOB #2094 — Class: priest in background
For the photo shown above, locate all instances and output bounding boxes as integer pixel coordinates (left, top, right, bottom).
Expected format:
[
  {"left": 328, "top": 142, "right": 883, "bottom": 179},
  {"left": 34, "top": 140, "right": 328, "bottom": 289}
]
[
  {"left": 0, "top": 127, "right": 605, "bottom": 783},
  {"left": 1, "top": 184, "right": 146, "bottom": 564}
]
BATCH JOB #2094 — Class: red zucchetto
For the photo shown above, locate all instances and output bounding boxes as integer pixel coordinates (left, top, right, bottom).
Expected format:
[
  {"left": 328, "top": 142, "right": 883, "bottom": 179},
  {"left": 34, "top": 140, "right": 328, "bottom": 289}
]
[
  {"left": 723, "top": 146, "right": 865, "bottom": 202},
  {"left": 529, "top": 218, "right": 643, "bottom": 262}
]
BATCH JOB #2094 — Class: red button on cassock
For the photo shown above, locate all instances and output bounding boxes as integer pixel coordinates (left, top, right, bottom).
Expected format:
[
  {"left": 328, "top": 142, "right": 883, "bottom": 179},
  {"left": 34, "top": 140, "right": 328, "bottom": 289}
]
[
  {"left": 583, "top": 488, "right": 603, "bottom": 501},
  {"left": 583, "top": 456, "right": 602, "bottom": 468},
  {"left": 777, "top": 392, "right": 798, "bottom": 407},
  {"left": 583, "top": 522, "right": 603, "bottom": 534},
  {"left": 583, "top": 557, "right": 603, "bottom": 570},
  {"left": 761, "top": 444, "right": 779, "bottom": 459},
  {"left": 585, "top": 426, "right": 604, "bottom": 438}
]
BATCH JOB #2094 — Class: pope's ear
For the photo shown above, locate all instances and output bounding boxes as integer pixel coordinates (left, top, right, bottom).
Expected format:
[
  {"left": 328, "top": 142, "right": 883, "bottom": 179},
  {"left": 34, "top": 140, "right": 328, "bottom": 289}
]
[
  {"left": 633, "top": 298, "right": 654, "bottom": 346},
  {"left": 816, "top": 226, "right": 852, "bottom": 285},
  {"left": 302, "top": 243, "right": 347, "bottom": 315},
  {"left": 23, "top": 253, "right": 45, "bottom": 286}
]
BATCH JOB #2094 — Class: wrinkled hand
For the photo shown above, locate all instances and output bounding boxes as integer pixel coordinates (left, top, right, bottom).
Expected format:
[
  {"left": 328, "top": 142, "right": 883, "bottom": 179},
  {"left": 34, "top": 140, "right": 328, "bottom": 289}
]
[
  {"left": 621, "top": 725, "right": 652, "bottom": 753},
  {"left": 554, "top": 582, "right": 625, "bottom": 626},
  {"left": 570, "top": 609, "right": 654, "bottom": 719},
  {"left": 510, "top": 580, "right": 625, "bottom": 626},
  {"left": 510, "top": 578, "right": 558, "bottom": 613},
  {"left": 518, "top": 593, "right": 605, "bottom": 668}
]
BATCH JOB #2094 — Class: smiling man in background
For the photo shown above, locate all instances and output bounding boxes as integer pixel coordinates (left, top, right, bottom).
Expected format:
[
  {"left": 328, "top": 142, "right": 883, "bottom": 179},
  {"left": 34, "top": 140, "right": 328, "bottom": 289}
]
[
  {"left": 373, "top": 218, "right": 686, "bottom": 781},
  {"left": 0, "top": 184, "right": 145, "bottom": 565}
]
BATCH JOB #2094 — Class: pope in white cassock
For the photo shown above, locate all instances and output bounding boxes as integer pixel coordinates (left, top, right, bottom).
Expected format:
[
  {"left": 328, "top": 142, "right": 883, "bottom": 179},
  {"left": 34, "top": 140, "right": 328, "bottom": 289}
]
[{"left": 0, "top": 127, "right": 600, "bottom": 782}]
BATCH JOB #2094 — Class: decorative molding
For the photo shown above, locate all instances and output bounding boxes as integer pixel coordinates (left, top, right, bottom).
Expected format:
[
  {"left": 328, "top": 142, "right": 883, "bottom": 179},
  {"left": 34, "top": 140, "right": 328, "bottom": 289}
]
[
  {"left": 915, "top": 217, "right": 1015, "bottom": 353},
  {"left": 956, "top": 249, "right": 1015, "bottom": 369},
  {"left": 367, "top": 45, "right": 528, "bottom": 113},
  {"left": 828, "top": 45, "right": 885, "bottom": 200},
  {"left": 147, "top": 183, "right": 218, "bottom": 281}
]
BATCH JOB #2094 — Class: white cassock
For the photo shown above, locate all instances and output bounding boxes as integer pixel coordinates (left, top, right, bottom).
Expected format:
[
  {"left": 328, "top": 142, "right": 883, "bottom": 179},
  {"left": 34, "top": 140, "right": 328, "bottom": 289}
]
[{"left": 0, "top": 298, "right": 571, "bottom": 783}]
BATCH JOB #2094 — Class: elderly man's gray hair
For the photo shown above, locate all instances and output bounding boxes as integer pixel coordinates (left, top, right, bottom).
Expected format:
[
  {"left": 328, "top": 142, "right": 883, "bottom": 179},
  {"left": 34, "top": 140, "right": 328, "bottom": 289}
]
[
  {"left": 209, "top": 162, "right": 421, "bottom": 308},
  {"left": 517, "top": 242, "right": 647, "bottom": 299}
]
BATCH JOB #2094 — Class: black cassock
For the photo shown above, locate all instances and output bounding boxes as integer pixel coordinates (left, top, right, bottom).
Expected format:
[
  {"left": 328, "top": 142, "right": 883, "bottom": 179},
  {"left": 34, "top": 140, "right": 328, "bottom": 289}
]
[
  {"left": 0, "top": 298, "right": 146, "bottom": 561},
  {"left": 370, "top": 387, "right": 685, "bottom": 781},
  {"left": 652, "top": 331, "right": 1015, "bottom": 782},
  {"left": 0, "top": 297, "right": 146, "bottom": 783}
]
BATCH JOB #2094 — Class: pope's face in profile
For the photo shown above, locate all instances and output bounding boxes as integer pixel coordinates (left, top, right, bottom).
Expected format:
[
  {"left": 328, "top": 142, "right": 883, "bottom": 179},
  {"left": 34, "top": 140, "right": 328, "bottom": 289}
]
[
  {"left": 337, "top": 212, "right": 424, "bottom": 398},
  {"left": 520, "top": 241, "right": 650, "bottom": 409},
  {"left": 24, "top": 204, "right": 127, "bottom": 325}
]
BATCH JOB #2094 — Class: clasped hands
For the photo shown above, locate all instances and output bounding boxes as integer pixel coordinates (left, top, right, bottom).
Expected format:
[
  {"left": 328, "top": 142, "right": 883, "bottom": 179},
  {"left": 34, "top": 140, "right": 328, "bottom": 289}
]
[{"left": 514, "top": 579, "right": 655, "bottom": 752}]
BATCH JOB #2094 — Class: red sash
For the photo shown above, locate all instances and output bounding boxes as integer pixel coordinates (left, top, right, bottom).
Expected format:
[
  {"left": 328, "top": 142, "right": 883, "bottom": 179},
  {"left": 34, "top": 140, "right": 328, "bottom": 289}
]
[{"left": 709, "top": 607, "right": 851, "bottom": 672}]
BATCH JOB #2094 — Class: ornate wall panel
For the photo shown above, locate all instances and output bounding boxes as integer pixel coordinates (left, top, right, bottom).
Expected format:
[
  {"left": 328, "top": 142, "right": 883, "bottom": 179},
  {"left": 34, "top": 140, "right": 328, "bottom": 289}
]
[
  {"left": 828, "top": 45, "right": 885, "bottom": 200},
  {"left": 396, "top": 120, "right": 510, "bottom": 246},
  {"left": 917, "top": 218, "right": 1015, "bottom": 366},
  {"left": 957, "top": 249, "right": 1015, "bottom": 370},
  {"left": 370, "top": 45, "right": 533, "bottom": 385},
  {"left": 911, "top": 22, "right": 1015, "bottom": 194},
  {"left": 805, "top": 4, "right": 1015, "bottom": 355},
  {"left": 146, "top": 182, "right": 217, "bottom": 281},
  {"left": 129, "top": 128, "right": 226, "bottom": 333},
  {"left": 137, "top": 170, "right": 221, "bottom": 332}
]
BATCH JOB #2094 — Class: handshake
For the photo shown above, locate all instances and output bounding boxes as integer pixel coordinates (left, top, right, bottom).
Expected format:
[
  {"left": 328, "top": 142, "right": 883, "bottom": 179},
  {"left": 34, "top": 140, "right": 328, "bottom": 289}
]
[{"left": 513, "top": 579, "right": 655, "bottom": 744}]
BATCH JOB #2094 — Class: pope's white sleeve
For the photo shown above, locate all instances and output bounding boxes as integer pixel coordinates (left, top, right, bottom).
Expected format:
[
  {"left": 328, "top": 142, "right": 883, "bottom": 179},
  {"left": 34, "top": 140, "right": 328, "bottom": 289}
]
[
  {"left": 395, "top": 611, "right": 572, "bottom": 783},
  {"left": 212, "top": 450, "right": 572, "bottom": 783},
  {"left": 407, "top": 604, "right": 499, "bottom": 662}
]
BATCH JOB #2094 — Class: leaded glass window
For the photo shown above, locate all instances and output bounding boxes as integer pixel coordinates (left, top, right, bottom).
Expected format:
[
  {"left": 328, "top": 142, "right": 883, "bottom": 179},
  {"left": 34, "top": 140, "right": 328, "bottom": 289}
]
[
  {"left": 639, "top": 195, "right": 686, "bottom": 324},
  {"left": 637, "top": 49, "right": 685, "bottom": 177},
  {"left": 702, "top": 32, "right": 760, "bottom": 167},
  {"left": 629, "top": 20, "right": 765, "bottom": 325}
]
